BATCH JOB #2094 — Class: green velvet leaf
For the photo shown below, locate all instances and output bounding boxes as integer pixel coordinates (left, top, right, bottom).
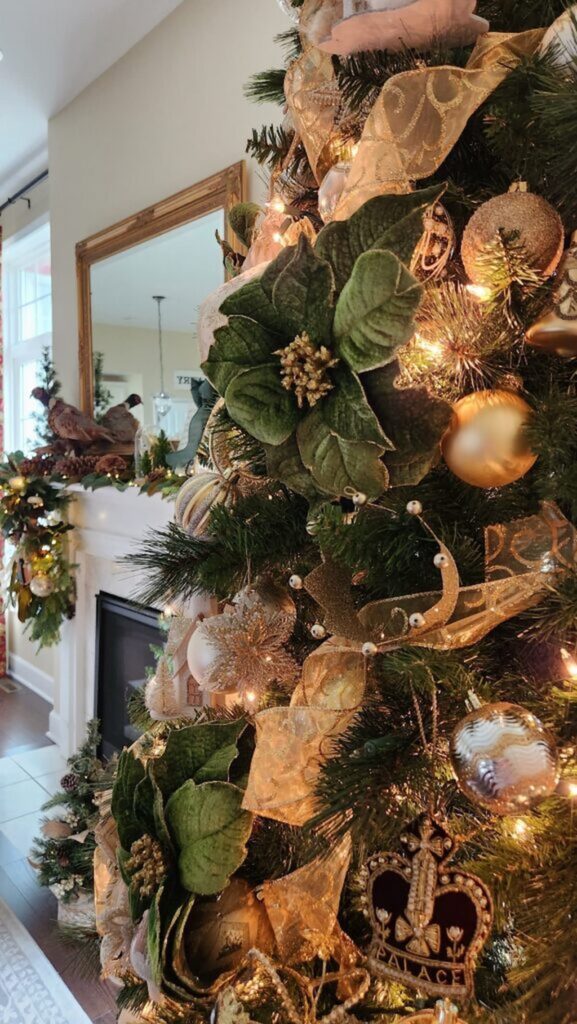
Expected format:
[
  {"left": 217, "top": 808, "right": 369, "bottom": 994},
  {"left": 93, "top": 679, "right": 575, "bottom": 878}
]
[
  {"left": 263, "top": 435, "right": 326, "bottom": 501},
  {"left": 315, "top": 184, "right": 445, "bottom": 293},
  {"left": 111, "top": 749, "right": 145, "bottom": 851},
  {"left": 322, "top": 365, "right": 393, "bottom": 448},
  {"left": 133, "top": 774, "right": 156, "bottom": 838},
  {"left": 333, "top": 250, "right": 422, "bottom": 372},
  {"left": 148, "top": 885, "right": 163, "bottom": 988},
  {"left": 150, "top": 768, "right": 175, "bottom": 857},
  {"left": 152, "top": 719, "right": 246, "bottom": 800},
  {"left": 297, "top": 408, "right": 388, "bottom": 499},
  {"left": 170, "top": 895, "right": 199, "bottom": 990},
  {"left": 202, "top": 316, "right": 279, "bottom": 396},
  {"left": 260, "top": 244, "right": 298, "bottom": 300},
  {"left": 165, "top": 781, "right": 253, "bottom": 896},
  {"left": 362, "top": 362, "right": 453, "bottom": 486},
  {"left": 225, "top": 363, "right": 299, "bottom": 445},
  {"left": 228, "top": 202, "right": 262, "bottom": 248},
  {"left": 272, "top": 235, "right": 335, "bottom": 345},
  {"left": 220, "top": 280, "right": 287, "bottom": 336}
]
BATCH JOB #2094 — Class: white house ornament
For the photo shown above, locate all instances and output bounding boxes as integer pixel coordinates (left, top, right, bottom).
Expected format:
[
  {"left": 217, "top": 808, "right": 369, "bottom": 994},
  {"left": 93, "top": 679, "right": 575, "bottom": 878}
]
[
  {"left": 301, "top": 0, "right": 490, "bottom": 56},
  {"left": 362, "top": 815, "right": 493, "bottom": 999},
  {"left": 527, "top": 234, "right": 577, "bottom": 357},
  {"left": 450, "top": 702, "right": 559, "bottom": 815},
  {"left": 540, "top": 5, "right": 577, "bottom": 71}
]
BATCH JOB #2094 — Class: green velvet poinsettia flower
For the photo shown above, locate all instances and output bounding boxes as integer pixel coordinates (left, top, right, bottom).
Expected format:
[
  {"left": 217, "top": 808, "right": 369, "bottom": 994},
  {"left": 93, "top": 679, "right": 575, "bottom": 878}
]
[{"left": 203, "top": 185, "right": 451, "bottom": 501}]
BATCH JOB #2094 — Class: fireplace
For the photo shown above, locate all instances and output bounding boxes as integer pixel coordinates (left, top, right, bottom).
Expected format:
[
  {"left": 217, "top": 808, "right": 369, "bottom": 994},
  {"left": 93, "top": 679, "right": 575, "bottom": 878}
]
[{"left": 95, "top": 592, "right": 163, "bottom": 758}]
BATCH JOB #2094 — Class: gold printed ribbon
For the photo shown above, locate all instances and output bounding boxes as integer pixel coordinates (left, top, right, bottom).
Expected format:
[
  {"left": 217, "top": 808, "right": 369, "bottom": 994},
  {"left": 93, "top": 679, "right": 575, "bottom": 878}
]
[
  {"left": 284, "top": 45, "right": 341, "bottom": 183},
  {"left": 307, "top": 503, "right": 576, "bottom": 652},
  {"left": 334, "top": 28, "right": 545, "bottom": 216},
  {"left": 242, "top": 642, "right": 364, "bottom": 825}
]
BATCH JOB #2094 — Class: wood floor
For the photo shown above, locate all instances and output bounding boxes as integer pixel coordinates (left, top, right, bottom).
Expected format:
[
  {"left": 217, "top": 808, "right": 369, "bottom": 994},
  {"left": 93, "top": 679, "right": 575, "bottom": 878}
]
[{"left": 0, "top": 683, "right": 118, "bottom": 1023}]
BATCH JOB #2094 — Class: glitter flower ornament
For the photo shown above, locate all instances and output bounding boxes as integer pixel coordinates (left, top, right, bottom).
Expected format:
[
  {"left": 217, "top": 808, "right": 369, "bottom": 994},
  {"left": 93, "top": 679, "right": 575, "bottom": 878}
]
[
  {"left": 194, "top": 586, "right": 299, "bottom": 698},
  {"left": 203, "top": 186, "right": 452, "bottom": 501}
]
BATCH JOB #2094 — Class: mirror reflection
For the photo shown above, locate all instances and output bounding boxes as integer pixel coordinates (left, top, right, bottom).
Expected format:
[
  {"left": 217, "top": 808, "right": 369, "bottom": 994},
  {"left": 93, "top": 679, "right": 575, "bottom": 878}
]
[{"left": 89, "top": 208, "right": 225, "bottom": 443}]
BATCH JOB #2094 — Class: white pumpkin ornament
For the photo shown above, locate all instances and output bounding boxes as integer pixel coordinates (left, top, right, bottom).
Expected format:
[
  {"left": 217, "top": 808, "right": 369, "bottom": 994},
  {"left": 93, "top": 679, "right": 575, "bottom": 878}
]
[{"left": 174, "top": 470, "right": 238, "bottom": 538}]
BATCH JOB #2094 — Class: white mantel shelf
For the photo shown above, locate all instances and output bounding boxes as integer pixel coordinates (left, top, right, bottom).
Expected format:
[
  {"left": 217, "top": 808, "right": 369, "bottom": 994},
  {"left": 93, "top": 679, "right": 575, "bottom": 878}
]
[{"left": 49, "top": 484, "right": 175, "bottom": 757}]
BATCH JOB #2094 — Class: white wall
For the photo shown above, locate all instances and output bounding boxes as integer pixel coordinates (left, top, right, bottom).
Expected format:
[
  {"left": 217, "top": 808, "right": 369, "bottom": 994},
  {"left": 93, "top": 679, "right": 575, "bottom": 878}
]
[{"left": 49, "top": 0, "right": 287, "bottom": 402}]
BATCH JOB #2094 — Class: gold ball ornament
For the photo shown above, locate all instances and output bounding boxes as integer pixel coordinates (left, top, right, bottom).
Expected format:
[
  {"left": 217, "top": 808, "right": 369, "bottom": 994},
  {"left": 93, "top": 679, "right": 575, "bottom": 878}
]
[
  {"left": 450, "top": 701, "right": 560, "bottom": 815},
  {"left": 174, "top": 470, "right": 237, "bottom": 538},
  {"left": 442, "top": 389, "right": 537, "bottom": 489},
  {"left": 527, "top": 234, "right": 577, "bottom": 357},
  {"left": 29, "top": 572, "right": 55, "bottom": 598},
  {"left": 461, "top": 184, "right": 564, "bottom": 288},
  {"left": 8, "top": 475, "right": 26, "bottom": 493}
]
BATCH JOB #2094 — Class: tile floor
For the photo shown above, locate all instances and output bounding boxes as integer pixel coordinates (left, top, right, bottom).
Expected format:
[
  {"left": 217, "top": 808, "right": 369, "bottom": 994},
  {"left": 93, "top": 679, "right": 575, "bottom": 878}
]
[{"left": 0, "top": 683, "right": 117, "bottom": 1023}]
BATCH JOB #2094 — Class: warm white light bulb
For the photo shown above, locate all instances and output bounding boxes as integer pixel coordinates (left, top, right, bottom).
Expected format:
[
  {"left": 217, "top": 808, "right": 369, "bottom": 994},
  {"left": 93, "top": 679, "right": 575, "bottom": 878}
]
[
  {"left": 466, "top": 283, "right": 493, "bottom": 302},
  {"left": 561, "top": 647, "right": 577, "bottom": 680}
]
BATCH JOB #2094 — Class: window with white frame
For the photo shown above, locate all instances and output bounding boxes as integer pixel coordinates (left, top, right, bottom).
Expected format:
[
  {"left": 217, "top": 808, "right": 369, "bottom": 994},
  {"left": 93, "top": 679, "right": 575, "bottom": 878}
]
[{"left": 3, "top": 220, "right": 52, "bottom": 453}]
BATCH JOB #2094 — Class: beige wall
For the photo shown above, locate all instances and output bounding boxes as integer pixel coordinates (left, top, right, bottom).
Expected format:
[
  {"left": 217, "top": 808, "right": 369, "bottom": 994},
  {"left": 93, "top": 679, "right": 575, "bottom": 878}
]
[
  {"left": 1, "top": 176, "right": 50, "bottom": 241},
  {"left": 49, "top": 0, "right": 286, "bottom": 402}
]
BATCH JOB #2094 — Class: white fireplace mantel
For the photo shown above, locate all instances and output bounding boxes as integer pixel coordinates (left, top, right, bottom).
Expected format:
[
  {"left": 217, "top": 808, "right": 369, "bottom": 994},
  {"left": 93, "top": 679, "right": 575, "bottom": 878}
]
[{"left": 49, "top": 485, "right": 175, "bottom": 757}]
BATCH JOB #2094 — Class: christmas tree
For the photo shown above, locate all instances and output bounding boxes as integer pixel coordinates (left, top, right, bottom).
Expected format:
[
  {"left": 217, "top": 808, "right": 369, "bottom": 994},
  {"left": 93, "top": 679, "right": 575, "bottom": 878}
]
[{"left": 97, "top": 3, "right": 577, "bottom": 1022}]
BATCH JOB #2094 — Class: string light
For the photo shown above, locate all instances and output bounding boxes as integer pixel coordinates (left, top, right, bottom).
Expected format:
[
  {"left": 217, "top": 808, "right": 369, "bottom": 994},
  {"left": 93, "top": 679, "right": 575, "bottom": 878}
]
[
  {"left": 269, "top": 197, "right": 286, "bottom": 214},
  {"left": 560, "top": 647, "right": 577, "bottom": 681},
  {"left": 512, "top": 818, "right": 528, "bottom": 838},
  {"left": 466, "top": 283, "right": 493, "bottom": 302},
  {"left": 415, "top": 332, "right": 445, "bottom": 360},
  {"left": 273, "top": 231, "right": 286, "bottom": 246}
]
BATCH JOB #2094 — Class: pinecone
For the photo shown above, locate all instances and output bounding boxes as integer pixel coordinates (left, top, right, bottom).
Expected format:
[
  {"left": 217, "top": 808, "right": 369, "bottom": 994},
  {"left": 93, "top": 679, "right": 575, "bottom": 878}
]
[
  {"left": 19, "top": 455, "right": 56, "bottom": 477},
  {"left": 53, "top": 455, "right": 98, "bottom": 479},
  {"left": 60, "top": 772, "right": 80, "bottom": 793},
  {"left": 57, "top": 853, "right": 71, "bottom": 868},
  {"left": 147, "top": 468, "right": 167, "bottom": 483},
  {"left": 94, "top": 454, "right": 127, "bottom": 476}
]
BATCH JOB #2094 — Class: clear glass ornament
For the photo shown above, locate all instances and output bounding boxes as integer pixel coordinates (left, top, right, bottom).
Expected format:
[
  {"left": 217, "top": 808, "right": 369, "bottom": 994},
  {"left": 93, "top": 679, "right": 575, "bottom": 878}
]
[{"left": 318, "top": 161, "right": 351, "bottom": 223}]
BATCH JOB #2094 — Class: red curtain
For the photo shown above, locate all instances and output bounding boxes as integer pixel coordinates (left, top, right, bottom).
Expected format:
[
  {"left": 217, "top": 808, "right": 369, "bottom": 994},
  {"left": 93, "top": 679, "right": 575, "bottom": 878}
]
[{"left": 0, "top": 226, "right": 7, "bottom": 676}]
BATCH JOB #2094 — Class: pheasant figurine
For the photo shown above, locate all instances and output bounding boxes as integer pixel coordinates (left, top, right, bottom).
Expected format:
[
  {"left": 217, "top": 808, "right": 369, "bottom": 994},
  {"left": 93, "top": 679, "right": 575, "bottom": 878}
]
[
  {"left": 99, "top": 394, "right": 142, "bottom": 444},
  {"left": 31, "top": 387, "right": 114, "bottom": 453}
]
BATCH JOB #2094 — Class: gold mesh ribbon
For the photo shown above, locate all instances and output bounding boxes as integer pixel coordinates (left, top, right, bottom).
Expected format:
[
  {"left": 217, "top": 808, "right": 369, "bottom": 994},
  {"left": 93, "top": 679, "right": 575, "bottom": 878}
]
[
  {"left": 306, "top": 502, "right": 576, "bottom": 652},
  {"left": 242, "top": 642, "right": 364, "bottom": 825},
  {"left": 285, "top": 28, "right": 544, "bottom": 207}
]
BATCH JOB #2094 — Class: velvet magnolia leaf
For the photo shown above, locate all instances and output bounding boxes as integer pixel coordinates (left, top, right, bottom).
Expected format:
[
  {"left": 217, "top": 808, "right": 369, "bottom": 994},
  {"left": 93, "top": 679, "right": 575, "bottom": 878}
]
[
  {"left": 263, "top": 436, "right": 327, "bottom": 502},
  {"left": 203, "top": 317, "right": 279, "bottom": 396},
  {"left": 225, "top": 363, "right": 300, "bottom": 445},
  {"left": 111, "top": 749, "right": 145, "bottom": 851},
  {"left": 165, "top": 780, "right": 253, "bottom": 896},
  {"left": 133, "top": 774, "right": 157, "bottom": 838},
  {"left": 323, "top": 365, "right": 393, "bottom": 448},
  {"left": 228, "top": 202, "right": 262, "bottom": 249},
  {"left": 260, "top": 244, "right": 299, "bottom": 301},
  {"left": 363, "top": 362, "right": 453, "bottom": 486},
  {"left": 151, "top": 769, "right": 175, "bottom": 857},
  {"left": 271, "top": 235, "right": 335, "bottom": 345},
  {"left": 152, "top": 719, "right": 247, "bottom": 800},
  {"left": 297, "top": 408, "right": 388, "bottom": 498},
  {"left": 333, "top": 250, "right": 422, "bottom": 373},
  {"left": 219, "top": 280, "right": 287, "bottom": 336},
  {"left": 315, "top": 184, "right": 445, "bottom": 292}
]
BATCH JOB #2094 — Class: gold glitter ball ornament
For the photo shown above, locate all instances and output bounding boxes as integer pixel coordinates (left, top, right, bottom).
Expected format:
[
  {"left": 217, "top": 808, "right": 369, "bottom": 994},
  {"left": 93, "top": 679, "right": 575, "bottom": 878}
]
[
  {"left": 275, "top": 332, "right": 339, "bottom": 409},
  {"left": 527, "top": 234, "right": 577, "bottom": 357},
  {"left": 450, "top": 701, "right": 559, "bottom": 815},
  {"left": 461, "top": 184, "right": 564, "bottom": 288},
  {"left": 442, "top": 389, "right": 537, "bottom": 489}
]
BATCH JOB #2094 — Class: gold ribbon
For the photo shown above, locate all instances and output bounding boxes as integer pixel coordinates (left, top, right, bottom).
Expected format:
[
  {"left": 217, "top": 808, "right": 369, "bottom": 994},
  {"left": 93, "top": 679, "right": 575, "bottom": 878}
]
[
  {"left": 284, "top": 29, "right": 544, "bottom": 210},
  {"left": 306, "top": 502, "right": 577, "bottom": 652}
]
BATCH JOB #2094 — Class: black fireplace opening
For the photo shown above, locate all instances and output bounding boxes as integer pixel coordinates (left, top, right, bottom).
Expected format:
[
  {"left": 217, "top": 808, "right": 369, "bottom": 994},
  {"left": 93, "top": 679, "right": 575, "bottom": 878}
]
[{"left": 95, "top": 592, "right": 164, "bottom": 759}]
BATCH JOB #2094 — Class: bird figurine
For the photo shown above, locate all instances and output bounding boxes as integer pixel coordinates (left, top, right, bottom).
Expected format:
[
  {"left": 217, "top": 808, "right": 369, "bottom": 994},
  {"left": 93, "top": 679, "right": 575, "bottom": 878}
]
[
  {"left": 31, "top": 387, "right": 114, "bottom": 453},
  {"left": 166, "top": 378, "right": 218, "bottom": 470},
  {"left": 99, "top": 394, "right": 142, "bottom": 444}
]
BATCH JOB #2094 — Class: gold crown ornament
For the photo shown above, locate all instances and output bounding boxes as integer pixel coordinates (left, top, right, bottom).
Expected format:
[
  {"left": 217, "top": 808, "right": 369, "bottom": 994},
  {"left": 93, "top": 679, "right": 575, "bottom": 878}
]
[{"left": 361, "top": 815, "right": 493, "bottom": 999}]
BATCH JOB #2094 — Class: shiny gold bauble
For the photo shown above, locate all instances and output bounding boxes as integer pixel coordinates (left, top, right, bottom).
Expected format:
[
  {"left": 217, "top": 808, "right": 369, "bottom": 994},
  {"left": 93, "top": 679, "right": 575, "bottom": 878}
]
[
  {"left": 461, "top": 185, "right": 564, "bottom": 288},
  {"left": 442, "top": 389, "right": 537, "bottom": 489},
  {"left": 450, "top": 702, "right": 559, "bottom": 815},
  {"left": 8, "top": 475, "right": 26, "bottom": 493},
  {"left": 527, "top": 236, "right": 577, "bottom": 357}
]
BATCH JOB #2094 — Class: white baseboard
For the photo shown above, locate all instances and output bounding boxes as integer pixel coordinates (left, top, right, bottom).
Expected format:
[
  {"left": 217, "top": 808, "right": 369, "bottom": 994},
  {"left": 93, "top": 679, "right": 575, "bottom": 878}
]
[{"left": 8, "top": 653, "right": 54, "bottom": 704}]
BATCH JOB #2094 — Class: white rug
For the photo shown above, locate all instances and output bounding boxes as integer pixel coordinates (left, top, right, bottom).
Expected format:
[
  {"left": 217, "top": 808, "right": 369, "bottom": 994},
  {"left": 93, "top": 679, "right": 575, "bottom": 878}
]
[{"left": 0, "top": 899, "right": 93, "bottom": 1024}]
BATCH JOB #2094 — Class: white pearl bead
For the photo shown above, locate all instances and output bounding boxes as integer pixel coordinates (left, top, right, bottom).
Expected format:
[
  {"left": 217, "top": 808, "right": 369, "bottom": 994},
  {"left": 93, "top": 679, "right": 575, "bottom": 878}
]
[
  {"left": 409, "top": 612, "right": 426, "bottom": 629},
  {"left": 406, "top": 500, "right": 423, "bottom": 516},
  {"left": 311, "top": 623, "right": 326, "bottom": 639},
  {"left": 434, "top": 552, "right": 449, "bottom": 568},
  {"left": 352, "top": 492, "right": 367, "bottom": 507},
  {"left": 362, "top": 641, "right": 378, "bottom": 657},
  {"left": 289, "top": 574, "right": 303, "bottom": 590}
]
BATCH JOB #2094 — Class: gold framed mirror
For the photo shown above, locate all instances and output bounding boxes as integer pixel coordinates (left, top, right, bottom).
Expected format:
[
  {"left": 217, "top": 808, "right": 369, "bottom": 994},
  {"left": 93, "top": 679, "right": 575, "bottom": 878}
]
[{"left": 76, "top": 161, "right": 245, "bottom": 423}]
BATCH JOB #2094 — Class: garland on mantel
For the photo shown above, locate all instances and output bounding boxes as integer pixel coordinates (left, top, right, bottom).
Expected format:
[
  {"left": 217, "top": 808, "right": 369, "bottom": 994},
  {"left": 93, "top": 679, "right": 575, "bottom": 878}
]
[{"left": 0, "top": 448, "right": 182, "bottom": 648}]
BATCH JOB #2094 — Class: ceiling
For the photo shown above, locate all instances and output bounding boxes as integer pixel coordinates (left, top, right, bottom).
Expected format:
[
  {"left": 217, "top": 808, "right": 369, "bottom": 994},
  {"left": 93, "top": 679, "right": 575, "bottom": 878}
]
[
  {"left": 90, "top": 209, "right": 225, "bottom": 333},
  {"left": 0, "top": 0, "right": 184, "bottom": 199}
]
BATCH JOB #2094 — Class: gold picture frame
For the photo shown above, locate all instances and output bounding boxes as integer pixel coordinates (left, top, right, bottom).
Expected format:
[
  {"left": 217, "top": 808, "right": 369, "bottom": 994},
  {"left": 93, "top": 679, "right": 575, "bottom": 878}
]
[{"left": 76, "top": 160, "right": 246, "bottom": 414}]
